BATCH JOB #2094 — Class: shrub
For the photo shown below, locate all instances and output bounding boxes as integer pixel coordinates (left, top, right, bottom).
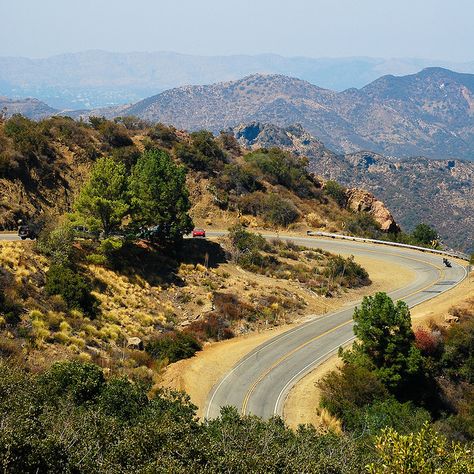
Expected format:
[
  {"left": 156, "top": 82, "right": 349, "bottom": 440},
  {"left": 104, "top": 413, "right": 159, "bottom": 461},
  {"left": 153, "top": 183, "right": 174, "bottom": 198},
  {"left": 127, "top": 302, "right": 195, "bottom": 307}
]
[
  {"left": 244, "top": 148, "right": 315, "bottom": 198},
  {"left": 99, "top": 377, "right": 148, "bottom": 421},
  {"left": 187, "top": 314, "right": 234, "bottom": 341},
  {"left": 4, "top": 114, "right": 49, "bottom": 157},
  {"left": 411, "top": 223, "right": 438, "bottom": 246},
  {"left": 147, "top": 123, "right": 177, "bottom": 145},
  {"left": 36, "top": 224, "right": 75, "bottom": 266},
  {"left": 228, "top": 225, "right": 269, "bottom": 254},
  {"left": 319, "top": 364, "right": 388, "bottom": 425},
  {"left": 45, "top": 264, "right": 99, "bottom": 317},
  {"left": 38, "top": 360, "right": 105, "bottom": 404},
  {"left": 345, "top": 213, "right": 382, "bottom": 238},
  {"left": 324, "top": 180, "right": 347, "bottom": 207},
  {"left": 262, "top": 194, "right": 299, "bottom": 226},
  {"left": 97, "top": 121, "right": 133, "bottom": 147},
  {"left": 175, "top": 130, "right": 227, "bottom": 173},
  {"left": 145, "top": 331, "right": 202, "bottom": 363}
]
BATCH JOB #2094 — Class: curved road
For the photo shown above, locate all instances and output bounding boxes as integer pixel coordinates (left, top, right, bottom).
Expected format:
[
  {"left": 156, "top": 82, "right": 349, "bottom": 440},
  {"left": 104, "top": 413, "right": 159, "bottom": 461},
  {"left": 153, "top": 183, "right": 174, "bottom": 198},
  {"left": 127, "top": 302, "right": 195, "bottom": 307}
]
[
  {"left": 205, "top": 235, "right": 468, "bottom": 420},
  {"left": 2, "top": 232, "right": 468, "bottom": 420}
]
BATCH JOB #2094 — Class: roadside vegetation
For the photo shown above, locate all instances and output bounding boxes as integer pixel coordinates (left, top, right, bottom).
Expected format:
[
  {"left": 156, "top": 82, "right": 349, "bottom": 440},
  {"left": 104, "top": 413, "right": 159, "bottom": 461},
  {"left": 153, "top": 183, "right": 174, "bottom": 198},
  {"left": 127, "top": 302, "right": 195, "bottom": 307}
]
[
  {"left": 0, "top": 112, "right": 467, "bottom": 471},
  {"left": 317, "top": 292, "right": 474, "bottom": 466}
]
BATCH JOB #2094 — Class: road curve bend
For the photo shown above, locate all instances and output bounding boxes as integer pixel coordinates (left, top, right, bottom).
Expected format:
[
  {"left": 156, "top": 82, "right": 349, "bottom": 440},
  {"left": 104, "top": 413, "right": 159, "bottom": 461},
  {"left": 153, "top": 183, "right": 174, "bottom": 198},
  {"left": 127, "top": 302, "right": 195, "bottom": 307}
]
[{"left": 205, "top": 235, "right": 468, "bottom": 420}]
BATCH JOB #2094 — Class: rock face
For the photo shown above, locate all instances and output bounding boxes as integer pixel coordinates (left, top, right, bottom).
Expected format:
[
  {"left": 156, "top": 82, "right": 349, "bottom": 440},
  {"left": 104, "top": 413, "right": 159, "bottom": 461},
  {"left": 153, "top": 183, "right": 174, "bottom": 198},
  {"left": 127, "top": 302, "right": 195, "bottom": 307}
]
[
  {"left": 231, "top": 121, "right": 474, "bottom": 253},
  {"left": 345, "top": 188, "right": 400, "bottom": 233}
]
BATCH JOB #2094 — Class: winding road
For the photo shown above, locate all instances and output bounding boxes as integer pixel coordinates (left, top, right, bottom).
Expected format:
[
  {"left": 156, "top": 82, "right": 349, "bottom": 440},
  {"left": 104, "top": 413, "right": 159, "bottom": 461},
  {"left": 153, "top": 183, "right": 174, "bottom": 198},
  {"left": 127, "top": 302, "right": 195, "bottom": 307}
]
[
  {"left": 2, "top": 231, "right": 468, "bottom": 420},
  {"left": 205, "top": 235, "right": 468, "bottom": 420}
]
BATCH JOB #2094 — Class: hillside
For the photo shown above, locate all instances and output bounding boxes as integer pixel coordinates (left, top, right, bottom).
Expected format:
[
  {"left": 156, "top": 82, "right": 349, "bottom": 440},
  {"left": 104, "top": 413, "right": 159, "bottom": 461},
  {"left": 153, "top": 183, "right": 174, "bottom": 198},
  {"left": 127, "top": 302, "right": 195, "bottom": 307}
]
[
  {"left": 1, "top": 50, "right": 474, "bottom": 109},
  {"left": 232, "top": 122, "right": 474, "bottom": 253},
  {"left": 0, "top": 114, "right": 380, "bottom": 377},
  {"left": 0, "top": 96, "right": 58, "bottom": 120},
  {"left": 120, "top": 69, "right": 474, "bottom": 160}
]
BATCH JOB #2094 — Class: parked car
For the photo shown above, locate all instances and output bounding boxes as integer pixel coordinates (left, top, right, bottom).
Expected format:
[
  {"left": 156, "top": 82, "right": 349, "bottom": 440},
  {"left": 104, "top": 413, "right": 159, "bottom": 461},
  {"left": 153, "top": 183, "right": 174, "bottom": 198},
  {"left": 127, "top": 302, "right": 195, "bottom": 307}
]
[
  {"left": 192, "top": 228, "right": 206, "bottom": 238},
  {"left": 18, "top": 224, "right": 37, "bottom": 240}
]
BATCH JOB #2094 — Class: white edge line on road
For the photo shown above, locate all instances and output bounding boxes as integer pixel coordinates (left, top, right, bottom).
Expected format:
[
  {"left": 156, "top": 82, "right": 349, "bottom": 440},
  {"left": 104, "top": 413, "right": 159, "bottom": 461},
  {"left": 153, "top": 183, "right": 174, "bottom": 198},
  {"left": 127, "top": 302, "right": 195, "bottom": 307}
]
[
  {"left": 273, "top": 336, "right": 356, "bottom": 417},
  {"left": 273, "top": 263, "right": 469, "bottom": 418}
]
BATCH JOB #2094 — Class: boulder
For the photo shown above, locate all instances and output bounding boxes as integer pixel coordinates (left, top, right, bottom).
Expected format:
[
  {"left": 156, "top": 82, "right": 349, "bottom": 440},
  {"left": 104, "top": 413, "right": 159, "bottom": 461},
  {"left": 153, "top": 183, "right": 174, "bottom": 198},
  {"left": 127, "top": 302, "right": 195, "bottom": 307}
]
[
  {"left": 345, "top": 188, "right": 400, "bottom": 233},
  {"left": 127, "top": 337, "right": 144, "bottom": 350}
]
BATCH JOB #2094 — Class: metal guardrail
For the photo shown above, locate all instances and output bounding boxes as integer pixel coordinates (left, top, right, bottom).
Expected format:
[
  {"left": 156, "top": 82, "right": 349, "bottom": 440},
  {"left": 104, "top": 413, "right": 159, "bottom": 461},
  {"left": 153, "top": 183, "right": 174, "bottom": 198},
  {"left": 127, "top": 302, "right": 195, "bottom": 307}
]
[{"left": 306, "top": 231, "right": 471, "bottom": 262}]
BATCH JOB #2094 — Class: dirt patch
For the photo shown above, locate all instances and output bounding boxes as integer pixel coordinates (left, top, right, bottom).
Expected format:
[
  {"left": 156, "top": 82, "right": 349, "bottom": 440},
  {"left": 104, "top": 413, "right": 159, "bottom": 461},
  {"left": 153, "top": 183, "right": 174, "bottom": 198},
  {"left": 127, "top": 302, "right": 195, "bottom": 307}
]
[
  {"left": 158, "top": 254, "right": 415, "bottom": 418},
  {"left": 411, "top": 267, "right": 473, "bottom": 327}
]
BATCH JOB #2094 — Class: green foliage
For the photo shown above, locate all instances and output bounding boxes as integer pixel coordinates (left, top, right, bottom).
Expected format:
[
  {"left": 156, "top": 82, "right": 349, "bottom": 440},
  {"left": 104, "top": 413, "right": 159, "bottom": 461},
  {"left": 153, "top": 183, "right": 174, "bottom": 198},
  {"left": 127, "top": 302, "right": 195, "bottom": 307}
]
[
  {"left": 237, "top": 191, "right": 299, "bottom": 226},
  {"left": 75, "top": 156, "right": 129, "bottom": 236},
  {"left": 99, "top": 377, "right": 148, "bottom": 421},
  {"left": 349, "top": 292, "right": 423, "bottom": 391},
  {"left": 345, "top": 213, "right": 382, "bottom": 238},
  {"left": 175, "top": 130, "right": 227, "bottom": 173},
  {"left": 319, "top": 363, "right": 388, "bottom": 425},
  {"left": 97, "top": 120, "right": 133, "bottom": 147},
  {"left": 228, "top": 224, "right": 270, "bottom": 254},
  {"left": 324, "top": 255, "right": 370, "bottom": 287},
  {"left": 244, "top": 147, "right": 315, "bottom": 198},
  {"left": 412, "top": 223, "right": 438, "bottom": 246},
  {"left": 325, "top": 180, "right": 347, "bottom": 207},
  {"left": 146, "top": 331, "right": 202, "bottom": 363},
  {"left": 39, "top": 360, "right": 105, "bottom": 404},
  {"left": 45, "top": 264, "right": 99, "bottom": 317},
  {"left": 217, "top": 163, "right": 261, "bottom": 194},
  {"left": 36, "top": 224, "right": 76, "bottom": 266},
  {"left": 4, "top": 114, "right": 49, "bottom": 157},
  {"left": 367, "top": 423, "right": 474, "bottom": 474},
  {"left": 129, "top": 149, "right": 193, "bottom": 244},
  {"left": 147, "top": 123, "right": 178, "bottom": 145}
]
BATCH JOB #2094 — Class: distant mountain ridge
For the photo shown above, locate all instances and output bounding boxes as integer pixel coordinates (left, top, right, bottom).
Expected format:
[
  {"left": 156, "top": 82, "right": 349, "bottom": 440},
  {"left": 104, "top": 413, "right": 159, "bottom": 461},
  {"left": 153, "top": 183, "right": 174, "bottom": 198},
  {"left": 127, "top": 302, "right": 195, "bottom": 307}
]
[
  {"left": 231, "top": 122, "right": 474, "bottom": 253},
  {"left": 121, "top": 68, "right": 474, "bottom": 160},
  {"left": 1, "top": 50, "right": 474, "bottom": 108}
]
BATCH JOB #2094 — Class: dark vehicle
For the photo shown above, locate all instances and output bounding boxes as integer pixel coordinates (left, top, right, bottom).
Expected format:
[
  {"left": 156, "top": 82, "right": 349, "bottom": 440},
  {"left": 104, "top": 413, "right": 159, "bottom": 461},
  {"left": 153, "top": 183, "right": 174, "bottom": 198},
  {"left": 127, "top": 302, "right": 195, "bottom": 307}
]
[
  {"left": 443, "top": 257, "right": 452, "bottom": 268},
  {"left": 192, "top": 228, "right": 206, "bottom": 238},
  {"left": 18, "top": 224, "right": 37, "bottom": 240}
]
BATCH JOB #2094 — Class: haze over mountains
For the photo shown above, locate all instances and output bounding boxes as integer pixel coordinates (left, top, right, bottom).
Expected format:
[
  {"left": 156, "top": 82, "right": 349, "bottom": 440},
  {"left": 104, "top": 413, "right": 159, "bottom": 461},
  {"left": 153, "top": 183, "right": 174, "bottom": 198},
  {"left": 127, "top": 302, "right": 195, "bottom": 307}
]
[{"left": 1, "top": 50, "right": 474, "bottom": 109}]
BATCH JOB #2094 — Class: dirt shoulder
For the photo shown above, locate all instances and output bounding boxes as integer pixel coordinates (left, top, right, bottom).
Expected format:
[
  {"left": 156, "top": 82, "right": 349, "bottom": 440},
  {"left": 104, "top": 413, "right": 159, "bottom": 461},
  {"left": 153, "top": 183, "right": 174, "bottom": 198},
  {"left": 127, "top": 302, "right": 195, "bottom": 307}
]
[
  {"left": 283, "top": 267, "right": 473, "bottom": 429},
  {"left": 158, "top": 254, "right": 416, "bottom": 418}
]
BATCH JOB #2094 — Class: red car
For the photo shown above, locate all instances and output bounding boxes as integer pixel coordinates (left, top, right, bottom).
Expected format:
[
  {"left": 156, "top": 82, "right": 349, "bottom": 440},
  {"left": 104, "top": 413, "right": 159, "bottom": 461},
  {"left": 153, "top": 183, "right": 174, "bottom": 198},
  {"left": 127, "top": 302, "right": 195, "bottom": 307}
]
[{"left": 192, "top": 228, "right": 206, "bottom": 238}]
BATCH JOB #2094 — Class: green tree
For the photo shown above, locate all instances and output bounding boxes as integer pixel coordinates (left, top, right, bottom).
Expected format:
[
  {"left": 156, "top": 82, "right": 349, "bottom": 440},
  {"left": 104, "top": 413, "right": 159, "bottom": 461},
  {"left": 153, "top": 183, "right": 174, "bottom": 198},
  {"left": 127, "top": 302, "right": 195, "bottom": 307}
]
[
  {"left": 75, "top": 156, "right": 129, "bottom": 236},
  {"left": 349, "top": 292, "right": 422, "bottom": 390},
  {"left": 129, "top": 149, "right": 193, "bottom": 244},
  {"left": 412, "top": 223, "right": 438, "bottom": 246}
]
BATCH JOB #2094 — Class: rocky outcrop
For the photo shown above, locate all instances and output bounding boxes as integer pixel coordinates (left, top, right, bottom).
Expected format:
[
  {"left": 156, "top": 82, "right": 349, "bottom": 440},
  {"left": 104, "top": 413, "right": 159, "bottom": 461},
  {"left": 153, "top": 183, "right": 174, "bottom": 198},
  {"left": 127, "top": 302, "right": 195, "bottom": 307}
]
[{"left": 345, "top": 188, "right": 400, "bottom": 233}]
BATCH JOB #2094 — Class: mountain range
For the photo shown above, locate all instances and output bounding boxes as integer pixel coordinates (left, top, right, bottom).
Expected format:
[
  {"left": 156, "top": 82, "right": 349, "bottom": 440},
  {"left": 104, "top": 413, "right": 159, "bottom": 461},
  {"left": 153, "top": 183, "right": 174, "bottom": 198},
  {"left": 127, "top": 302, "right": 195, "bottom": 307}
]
[
  {"left": 119, "top": 68, "right": 474, "bottom": 160},
  {"left": 232, "top": 122, "right": 474, "bottom": 253},
  {"left": 1, "top": 50, "right": 474, "bottom": 109}
]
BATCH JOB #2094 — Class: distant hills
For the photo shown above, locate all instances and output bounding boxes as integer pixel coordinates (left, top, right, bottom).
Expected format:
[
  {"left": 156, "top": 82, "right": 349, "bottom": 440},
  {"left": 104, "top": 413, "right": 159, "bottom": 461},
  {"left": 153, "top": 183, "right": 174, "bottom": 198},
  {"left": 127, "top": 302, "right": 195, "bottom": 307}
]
[
  {"left": 232, "top": 122, "right": 474, "bottom": 253},
  {"left": 120, "top": 68, "right": 474, "bottom": 160},
  {"left": 1, "top": 50, "right": 474, "bottom": 109}
]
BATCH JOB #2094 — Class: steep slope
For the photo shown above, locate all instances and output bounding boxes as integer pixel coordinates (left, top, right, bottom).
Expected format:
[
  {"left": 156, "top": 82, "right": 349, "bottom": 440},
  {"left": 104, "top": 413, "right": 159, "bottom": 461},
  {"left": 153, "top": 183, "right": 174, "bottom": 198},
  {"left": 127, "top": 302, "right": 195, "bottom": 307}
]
[
  {"left": 122, "top": 69, "right": 474, "bottom": 159},
  {"left": 231, "top": 122, "right": 474, "bottom": 253}
]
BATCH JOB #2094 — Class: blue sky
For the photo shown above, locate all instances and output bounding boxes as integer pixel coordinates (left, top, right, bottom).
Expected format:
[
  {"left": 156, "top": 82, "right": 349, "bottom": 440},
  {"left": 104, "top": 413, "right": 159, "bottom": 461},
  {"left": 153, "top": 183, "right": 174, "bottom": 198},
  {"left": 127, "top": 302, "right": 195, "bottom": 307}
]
[{"left": 1, "top": 0, "right": 473, "bottom": 61}]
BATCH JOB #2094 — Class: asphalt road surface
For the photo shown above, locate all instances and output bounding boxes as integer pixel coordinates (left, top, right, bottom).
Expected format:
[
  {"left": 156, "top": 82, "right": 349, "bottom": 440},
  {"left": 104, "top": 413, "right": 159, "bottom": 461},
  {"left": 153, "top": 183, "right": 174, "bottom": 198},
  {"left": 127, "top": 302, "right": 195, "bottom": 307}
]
[
  {"left": 2, "top": 231, "right": 467, "bottom": 420},
  {"left": 205, "top": 234, "right": 468, "bottom": 420},
  {"left": 0, "top": 233, "right": 20, "bottom": 241}
]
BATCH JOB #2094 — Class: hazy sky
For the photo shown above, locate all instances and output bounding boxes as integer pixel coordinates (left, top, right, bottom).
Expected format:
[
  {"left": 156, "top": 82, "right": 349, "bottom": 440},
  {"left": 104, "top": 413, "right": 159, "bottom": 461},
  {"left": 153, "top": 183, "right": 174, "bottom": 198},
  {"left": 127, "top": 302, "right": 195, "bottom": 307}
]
[{"left": 1, "top": 0, "right": 473, "bottom": 61}]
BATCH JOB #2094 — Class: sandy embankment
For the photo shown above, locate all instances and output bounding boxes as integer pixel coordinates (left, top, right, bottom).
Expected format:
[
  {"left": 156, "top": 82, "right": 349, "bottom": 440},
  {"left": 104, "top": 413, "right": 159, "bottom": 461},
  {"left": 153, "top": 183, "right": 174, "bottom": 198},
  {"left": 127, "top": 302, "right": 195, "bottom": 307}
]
[
  {"left": 159, "top": 254, "right": 416, "bottom": 418},
  {"left": 284, "top": 265, "right": 473, "bottom": 429}
]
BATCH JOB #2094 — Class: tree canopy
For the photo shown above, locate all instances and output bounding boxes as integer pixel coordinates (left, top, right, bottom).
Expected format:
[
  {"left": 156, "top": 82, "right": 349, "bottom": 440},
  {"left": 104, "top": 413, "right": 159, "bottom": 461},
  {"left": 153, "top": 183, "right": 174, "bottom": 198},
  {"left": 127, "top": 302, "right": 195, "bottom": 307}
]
[
  {"left": 129, "top": 149, "right": 193, "bottom": 244},
  {"left": 75, "top": 156, "right": 129, "bottom": 236}
]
